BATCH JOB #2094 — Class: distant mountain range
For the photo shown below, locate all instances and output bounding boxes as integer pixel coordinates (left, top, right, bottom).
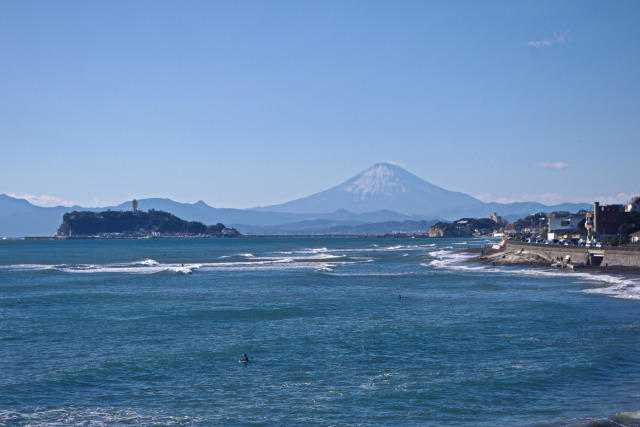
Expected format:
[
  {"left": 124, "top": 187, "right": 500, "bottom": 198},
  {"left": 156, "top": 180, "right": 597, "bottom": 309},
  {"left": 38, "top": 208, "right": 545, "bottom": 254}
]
[
  {"left": 252, "top": 163, "right": 590, "bottom": 219},
  {"left": 253, "top": 163, "right": 481, "bottom": 215},
  {"left": 0, "top": 163, "right": 592, "bottom": 237}
]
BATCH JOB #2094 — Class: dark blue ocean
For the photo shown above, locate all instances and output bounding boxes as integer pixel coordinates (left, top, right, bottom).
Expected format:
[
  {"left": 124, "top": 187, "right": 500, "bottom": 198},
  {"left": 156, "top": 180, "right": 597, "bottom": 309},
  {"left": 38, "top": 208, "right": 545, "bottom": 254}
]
[{"left": 1, "top": 237, "right": 639, "bottom": 426}]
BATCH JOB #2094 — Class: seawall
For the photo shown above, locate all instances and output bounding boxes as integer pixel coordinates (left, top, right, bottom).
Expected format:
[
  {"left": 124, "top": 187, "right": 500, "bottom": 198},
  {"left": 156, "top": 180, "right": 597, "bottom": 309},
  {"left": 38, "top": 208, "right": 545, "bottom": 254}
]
[{"left": 505, "top": 242, "right": 640, "bottom": 268}]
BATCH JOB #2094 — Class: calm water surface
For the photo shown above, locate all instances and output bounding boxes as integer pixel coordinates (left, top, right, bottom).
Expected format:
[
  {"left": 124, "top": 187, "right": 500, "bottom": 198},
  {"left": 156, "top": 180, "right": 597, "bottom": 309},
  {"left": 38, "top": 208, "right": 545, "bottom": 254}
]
[{"left": 1, "top": 237, "right": 639, "bottom": 426}]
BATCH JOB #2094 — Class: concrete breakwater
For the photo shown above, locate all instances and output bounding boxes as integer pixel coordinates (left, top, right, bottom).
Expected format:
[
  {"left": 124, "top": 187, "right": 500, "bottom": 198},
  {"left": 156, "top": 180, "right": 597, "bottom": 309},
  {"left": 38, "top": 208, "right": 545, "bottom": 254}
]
[{"left": 505, "top": 242, "right": 640, "bottom": 268}]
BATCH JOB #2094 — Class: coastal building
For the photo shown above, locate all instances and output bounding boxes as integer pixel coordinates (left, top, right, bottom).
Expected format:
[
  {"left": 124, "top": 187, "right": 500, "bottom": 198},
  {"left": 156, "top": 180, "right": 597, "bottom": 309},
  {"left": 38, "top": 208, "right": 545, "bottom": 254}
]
[
  {"left": 631, "top": 231, "right": 640, "bottom": 243},
  {"left": 627, "top": 201, "right": 640, "bottom": 213},
  {"left": 487, "top": 212, "right": 506, "bottom": 226},
  {"left": 504, "top": 212, "right": 546, "bottom": 234},
  {"left": 547, "top": 215, "right": 582, "bottom": 241},
  {"left": 586, "top": 202, "right": 625, "bottom": 236}
]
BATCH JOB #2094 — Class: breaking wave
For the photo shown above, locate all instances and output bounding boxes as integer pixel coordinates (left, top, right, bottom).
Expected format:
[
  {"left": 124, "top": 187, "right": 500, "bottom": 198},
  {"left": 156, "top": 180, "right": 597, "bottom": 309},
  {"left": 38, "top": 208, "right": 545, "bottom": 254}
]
[
  {"left": 0, "top": 407, "right": 203, "bottom": 426},
  {"left": 427, "top": 250, "right": 640, "bottom": 301}
]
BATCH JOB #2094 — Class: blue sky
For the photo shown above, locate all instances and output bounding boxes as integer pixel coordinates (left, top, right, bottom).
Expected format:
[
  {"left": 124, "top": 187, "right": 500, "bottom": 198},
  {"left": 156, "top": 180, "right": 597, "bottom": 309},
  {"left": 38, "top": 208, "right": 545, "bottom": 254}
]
[{"left": 1, "top": 1, "right": 639, "bottom": 208}]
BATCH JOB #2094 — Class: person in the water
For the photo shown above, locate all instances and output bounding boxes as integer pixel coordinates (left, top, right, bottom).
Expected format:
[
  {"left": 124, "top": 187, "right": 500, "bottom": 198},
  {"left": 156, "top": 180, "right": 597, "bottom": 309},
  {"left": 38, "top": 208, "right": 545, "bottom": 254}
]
[{"left": 242, "top": 353, "right": 249, "bottom": 362}]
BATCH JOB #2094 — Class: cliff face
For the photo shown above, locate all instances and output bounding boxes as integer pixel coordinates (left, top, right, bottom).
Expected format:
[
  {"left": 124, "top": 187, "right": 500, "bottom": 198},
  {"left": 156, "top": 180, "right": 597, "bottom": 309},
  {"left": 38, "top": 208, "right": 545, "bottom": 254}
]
[{"left": 56, "top": 210, "right": 239, "bottom": 237}]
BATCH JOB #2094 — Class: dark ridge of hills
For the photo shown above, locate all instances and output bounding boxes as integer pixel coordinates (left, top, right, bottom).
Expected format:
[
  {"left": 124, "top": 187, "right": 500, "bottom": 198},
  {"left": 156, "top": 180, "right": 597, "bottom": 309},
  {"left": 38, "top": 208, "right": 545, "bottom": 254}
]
[{"left": 56, "top": 210, "right": 239, "bottom": 237}]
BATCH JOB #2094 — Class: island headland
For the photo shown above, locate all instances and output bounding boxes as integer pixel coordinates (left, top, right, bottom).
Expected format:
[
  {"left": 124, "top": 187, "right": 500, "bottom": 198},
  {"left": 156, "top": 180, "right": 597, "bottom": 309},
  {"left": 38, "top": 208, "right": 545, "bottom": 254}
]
[{"left": 54, "top": 209, "right": 240, "bottom": 238}]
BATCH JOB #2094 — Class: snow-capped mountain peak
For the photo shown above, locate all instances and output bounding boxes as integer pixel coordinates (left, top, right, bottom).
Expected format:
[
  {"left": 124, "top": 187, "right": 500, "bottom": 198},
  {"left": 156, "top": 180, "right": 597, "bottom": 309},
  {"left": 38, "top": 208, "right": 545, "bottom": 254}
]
[
  {"left": 254, "top": 163, "right": 484, "bottom": 215},
  {"left": 341, "top": 164, "right": 408, "bottom": 200}
]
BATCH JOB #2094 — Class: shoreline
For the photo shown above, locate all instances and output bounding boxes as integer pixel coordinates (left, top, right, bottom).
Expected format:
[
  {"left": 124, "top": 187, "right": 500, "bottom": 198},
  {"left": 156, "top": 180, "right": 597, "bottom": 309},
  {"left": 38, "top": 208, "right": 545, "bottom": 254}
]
[
  {"left": 461, "top": 246, "right": 640, "bottom": 275},
  {"left": 21, "top": 233, "right": 435, "bottom": 240}
]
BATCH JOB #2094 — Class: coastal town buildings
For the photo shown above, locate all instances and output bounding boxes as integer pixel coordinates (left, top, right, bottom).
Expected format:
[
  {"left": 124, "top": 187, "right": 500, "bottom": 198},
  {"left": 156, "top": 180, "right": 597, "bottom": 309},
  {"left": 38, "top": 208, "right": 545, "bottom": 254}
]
[
  {"left": 504, "top": 212, "right": 547, "bottom": 234},
  {"left": 547, "top": 214, "right": 582, "bottom": 241},
  {"left": 631, "top": 231, "right": 640, "bottom": 243},
  {"left": 487, "top": 212, "right": 507, "bottom": 226},
  {"left": 627, "top": 200, "right": 640, "bottom": 213},
  {"left": 585, "top": 202, "right": 625, "bottom": 236}
]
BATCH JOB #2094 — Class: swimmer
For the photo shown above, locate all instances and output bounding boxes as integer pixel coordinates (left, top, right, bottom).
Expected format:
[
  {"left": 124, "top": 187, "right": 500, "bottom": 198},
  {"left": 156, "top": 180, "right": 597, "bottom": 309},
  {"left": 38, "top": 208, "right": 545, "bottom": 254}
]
[{"left": 238, "top": 353, "right": 249, "bottom": 363}]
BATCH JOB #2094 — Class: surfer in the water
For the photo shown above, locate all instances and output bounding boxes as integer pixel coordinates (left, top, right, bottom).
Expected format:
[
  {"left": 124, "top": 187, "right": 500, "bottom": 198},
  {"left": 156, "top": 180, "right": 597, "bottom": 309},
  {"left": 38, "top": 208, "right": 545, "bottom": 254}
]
[{"left": 242, "top": 353, "right": 249, "bottom": 362}]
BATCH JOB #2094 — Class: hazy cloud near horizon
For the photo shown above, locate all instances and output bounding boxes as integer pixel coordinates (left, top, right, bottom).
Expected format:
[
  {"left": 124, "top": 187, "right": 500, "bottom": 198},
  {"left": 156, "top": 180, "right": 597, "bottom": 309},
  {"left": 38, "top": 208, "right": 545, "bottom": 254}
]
[
  {"left": 533, "top": 162, "right": 570, "bottom": 170},
  {"left": 526, "top": 31, "right": 570, "bottom": 47},
  {"left": 7, "top": 193, "right": 76, "bottom": 207},
  {"left": 474, "top": 192, "right": 634, "bottom": 206}
]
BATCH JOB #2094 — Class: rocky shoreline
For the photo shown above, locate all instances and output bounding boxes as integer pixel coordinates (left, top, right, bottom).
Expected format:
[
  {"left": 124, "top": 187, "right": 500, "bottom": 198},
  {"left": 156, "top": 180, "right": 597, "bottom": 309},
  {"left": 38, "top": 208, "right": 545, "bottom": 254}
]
[{"left": 462, "top": 245, "right": 640, "bottom": 275}]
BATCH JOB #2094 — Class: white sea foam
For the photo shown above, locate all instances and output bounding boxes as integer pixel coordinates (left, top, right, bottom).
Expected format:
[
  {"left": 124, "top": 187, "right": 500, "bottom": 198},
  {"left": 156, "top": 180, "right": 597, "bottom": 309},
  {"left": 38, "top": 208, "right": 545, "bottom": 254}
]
[
  {"left": 582, "top": 281, "right": 640, "bottom": 300},
  {"left": 0, "top": 247, "right": 387, "bottom": 276},
  {"left": 428, "top": 250, "right": 472, "bottom": 260},
  {"left": 298, "top": 247, "right": 329, "bottom": 254},
  {"left": 0, "top": 407, "right": 204, "bottom": 426},
  {"left": 171, "top": 266, "right": 193, "bottom": 275},
  {"left": 427, "top": 250, "right": 640, "bottom": 301},
  {"left": 0, "top": 263, "right": 54, "bottom": 271},
  {"left": 610, "top": 410, "right": 640, "bottom": 425}
]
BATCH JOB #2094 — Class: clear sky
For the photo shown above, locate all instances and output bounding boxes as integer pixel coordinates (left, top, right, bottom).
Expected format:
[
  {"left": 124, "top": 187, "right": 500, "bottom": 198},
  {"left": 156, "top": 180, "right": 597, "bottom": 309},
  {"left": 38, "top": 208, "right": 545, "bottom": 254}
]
[{"left": 1, "top": 1, "right": 639, "bottom": 208}]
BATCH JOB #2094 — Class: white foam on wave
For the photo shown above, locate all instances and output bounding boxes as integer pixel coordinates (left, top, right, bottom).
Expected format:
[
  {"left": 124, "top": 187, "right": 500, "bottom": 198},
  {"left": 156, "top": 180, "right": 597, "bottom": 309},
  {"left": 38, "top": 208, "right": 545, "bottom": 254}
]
[
  {"left": 0, "top": 256, "right": 358, "bottom": 275},
  {"left": 426, "top": 250, "right": 640, "bottom": 301},
  {"left": 0, "top": 407, "right": 204, "bottom": 425},
  {"left": 611, "top": 410, "right": 640, "bottom": 423},
  {"left": 170, "top": 266, "right": 193, "bottom": 275},
  {"left": 428, "top": 249, "right": 473, "bottom": 261},
  {"left": 298, "top": 247, "right": 329, "bottom": 254},
  {"left": 282, "top": 253, "right": 342, "bottom": 261},
  {"left": 315, "top": 264, "right": 334, "bottom": 272},
  {"left": 0, "top": 264, "right": 54, "bottom": 271},
  {"left": 137, "top": 259, "right": 159, "bottom": 266},
  {"left": 366, "top": 244, "right": 437, "bottom": 253},
  {"left": 581, "top": 279, "right": 640, "bottom": 300}
]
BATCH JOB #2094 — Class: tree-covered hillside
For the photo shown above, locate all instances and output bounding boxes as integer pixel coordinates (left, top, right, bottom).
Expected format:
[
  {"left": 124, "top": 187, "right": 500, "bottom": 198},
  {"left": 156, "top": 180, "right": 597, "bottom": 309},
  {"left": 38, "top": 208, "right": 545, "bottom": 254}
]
[
  {"left": 428, "top": 218, "right": 501, "bottom": 237},
  {"left": 56, "top": 210, "right": 239, "bottom": 237}
]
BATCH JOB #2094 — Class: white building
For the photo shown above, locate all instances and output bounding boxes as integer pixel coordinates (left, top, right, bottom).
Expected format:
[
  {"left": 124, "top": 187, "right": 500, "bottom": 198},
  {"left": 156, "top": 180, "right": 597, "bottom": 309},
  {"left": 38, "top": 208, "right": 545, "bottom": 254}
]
[{"left": 548, "top": 217, "right": 582, "bottom": 240}]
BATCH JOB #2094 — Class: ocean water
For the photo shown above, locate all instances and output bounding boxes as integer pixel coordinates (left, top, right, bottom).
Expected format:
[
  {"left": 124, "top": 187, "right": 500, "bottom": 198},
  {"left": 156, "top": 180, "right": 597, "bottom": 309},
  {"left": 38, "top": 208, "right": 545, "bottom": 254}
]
[{"left": 1, "top": 237, "right": 640, "bottom": 426}]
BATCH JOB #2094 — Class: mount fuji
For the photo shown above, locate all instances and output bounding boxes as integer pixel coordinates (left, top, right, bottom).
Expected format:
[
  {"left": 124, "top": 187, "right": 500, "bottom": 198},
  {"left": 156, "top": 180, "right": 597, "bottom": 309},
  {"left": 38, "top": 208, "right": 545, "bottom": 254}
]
[
  {"left": 254, "top": 163, "right": 485, "bottom": 216},
  {"left": 1, "top": 163, "right": 592, "bottom": 237}
]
